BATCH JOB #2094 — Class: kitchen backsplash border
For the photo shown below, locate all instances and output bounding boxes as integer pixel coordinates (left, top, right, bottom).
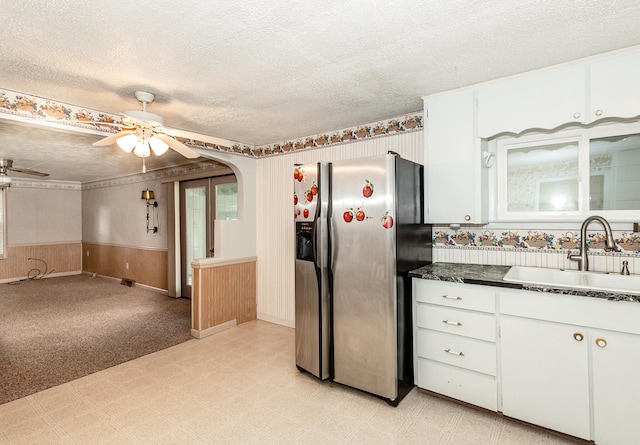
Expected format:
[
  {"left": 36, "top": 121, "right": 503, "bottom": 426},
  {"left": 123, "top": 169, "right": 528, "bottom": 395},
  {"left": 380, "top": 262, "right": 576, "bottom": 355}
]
[{"left": 433, "top": 227, "right": 640, "bottom": 274}]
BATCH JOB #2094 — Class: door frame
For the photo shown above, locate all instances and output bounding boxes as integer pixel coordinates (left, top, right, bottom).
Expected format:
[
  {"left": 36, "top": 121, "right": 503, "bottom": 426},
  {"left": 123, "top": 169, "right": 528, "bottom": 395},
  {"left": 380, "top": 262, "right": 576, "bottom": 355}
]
[
  {"left": 165, "top": 167, "right": 235, "bottom": 298},
  {"left": 179, "top": 178, "right": 214, "bottom": 298}
]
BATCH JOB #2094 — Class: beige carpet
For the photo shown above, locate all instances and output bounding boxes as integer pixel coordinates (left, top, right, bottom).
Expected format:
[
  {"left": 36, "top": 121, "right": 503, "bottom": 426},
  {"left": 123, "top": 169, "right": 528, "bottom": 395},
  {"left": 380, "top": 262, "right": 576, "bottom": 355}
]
[{"left": 0, "top": 274, "right": 192, "bottom": 405}]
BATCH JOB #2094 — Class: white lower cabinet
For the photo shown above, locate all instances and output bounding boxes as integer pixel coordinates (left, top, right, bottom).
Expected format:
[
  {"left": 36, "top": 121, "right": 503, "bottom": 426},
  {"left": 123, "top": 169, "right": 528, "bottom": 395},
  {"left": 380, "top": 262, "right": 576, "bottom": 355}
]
[
  {"left": 591, "top": 329, "right": 640, "bottom": 445},
  {"left": 500, "top": 288, "right": 640, "bottom": 444},
  {"left": 414, "top": 278, "right": 640, "bottom": 444},
  {"left": 413, "top": 279, "right": 497, "bottom": 411},
  {"left": 500, "top": 316, "right": 591, "bottom": 440}
]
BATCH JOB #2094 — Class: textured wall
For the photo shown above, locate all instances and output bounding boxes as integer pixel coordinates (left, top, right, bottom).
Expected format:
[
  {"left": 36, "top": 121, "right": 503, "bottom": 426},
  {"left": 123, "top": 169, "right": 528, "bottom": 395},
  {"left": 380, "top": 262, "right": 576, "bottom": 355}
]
[
  {"left": 82, "top": 242, "right": 168, "bottom": 290},
  {"left": 2, "top": 183, "right": 82, "bottom": 282},
  {"left": 7, "top": 183, "right": 81, "bottom": 245},
  {"left": 82, "top": 178, "right": 167, "bottom": 249},
  {"left": 0, "top": 242, "right": 81, "bottom": 282}
]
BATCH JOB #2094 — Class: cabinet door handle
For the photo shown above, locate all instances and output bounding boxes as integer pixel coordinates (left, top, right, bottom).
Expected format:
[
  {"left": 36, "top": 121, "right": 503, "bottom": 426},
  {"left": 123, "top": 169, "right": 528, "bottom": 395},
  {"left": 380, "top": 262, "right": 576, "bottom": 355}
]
[
  {"left": 595, "top": 338, "right": 607, "bottom": 348},
  {"left": 444, "top": 348, "right": 464, "bottom": 356},
  {"left": 464, "top": 215, "right": 471, "bottom": 221},
  {"left": 573, "top": 332, "right": 584, "bottom": 342},
  {"left": 441, "top": 295, "right": 462, "bottom": 301},
  {"left": 595, "top": 109, "right": 603, "bottom": 117},
  {"left": 442, "top": 320, "right": 462, "bottom": 326},
  {"left": 573, "top": 112, "right": 581, "bottom": 119}
]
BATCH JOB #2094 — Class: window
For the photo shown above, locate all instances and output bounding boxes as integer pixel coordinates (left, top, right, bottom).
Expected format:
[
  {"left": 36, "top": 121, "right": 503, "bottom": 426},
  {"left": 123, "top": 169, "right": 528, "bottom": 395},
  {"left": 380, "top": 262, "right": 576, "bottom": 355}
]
[
  {"left": 496, "top": 122, "right": 640, "bottom": 221},
  {"left": 215, "top": 183, "right": 238, "bottom": 220}
]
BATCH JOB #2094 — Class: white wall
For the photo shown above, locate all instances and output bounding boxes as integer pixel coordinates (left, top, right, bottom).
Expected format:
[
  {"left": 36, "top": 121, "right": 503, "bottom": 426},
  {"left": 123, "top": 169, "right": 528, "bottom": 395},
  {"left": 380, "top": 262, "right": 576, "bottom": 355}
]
[
  {"left": 255, "top": 131, "right": 424, "bottom": 327},
  {"left": 82, "top": 177, "right": 167, "bottom": 249},
  {"left": 7, "top": 181, "right": 81, "bottom": 244}
]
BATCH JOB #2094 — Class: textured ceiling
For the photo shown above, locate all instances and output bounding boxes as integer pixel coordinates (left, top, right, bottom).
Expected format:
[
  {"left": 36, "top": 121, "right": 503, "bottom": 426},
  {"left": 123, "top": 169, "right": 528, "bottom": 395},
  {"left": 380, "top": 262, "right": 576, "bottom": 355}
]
[{"left": 2, "top": 0, "right": 640, "bottom": 182}]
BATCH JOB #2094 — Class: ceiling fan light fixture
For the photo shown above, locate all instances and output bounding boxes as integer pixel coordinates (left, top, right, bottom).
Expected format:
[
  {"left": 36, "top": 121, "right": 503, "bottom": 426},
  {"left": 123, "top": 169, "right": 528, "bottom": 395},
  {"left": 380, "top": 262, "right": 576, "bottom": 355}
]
[
  {"left": 133, "top": 140, "right": 151, "bottom": 158},
  {"left": 116, "top": 133, "right": 138, "bottom": 153},
  {"left": 148, "top": 136, "right": 169, "bottom": 156}
]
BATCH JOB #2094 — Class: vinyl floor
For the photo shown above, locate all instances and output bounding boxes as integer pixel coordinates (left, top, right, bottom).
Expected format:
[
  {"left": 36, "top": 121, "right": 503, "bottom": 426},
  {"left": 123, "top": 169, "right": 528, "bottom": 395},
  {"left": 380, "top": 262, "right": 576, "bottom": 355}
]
[{"left": 0, "top": 320, "right": 583, "bottom": 444}]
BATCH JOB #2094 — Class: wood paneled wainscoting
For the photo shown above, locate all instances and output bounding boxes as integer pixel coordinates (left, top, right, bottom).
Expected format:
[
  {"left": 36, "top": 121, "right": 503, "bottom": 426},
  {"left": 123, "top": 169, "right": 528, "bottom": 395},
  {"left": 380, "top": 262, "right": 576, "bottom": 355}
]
[
  {"left": 0, "top": 242, "right": 82, "bottom": 283},
  {"left": 191, "top": 256, "right": 257, "bottom": 338},
  {"left": 82, "top": 242, "right": 168, "bottom": 290}
]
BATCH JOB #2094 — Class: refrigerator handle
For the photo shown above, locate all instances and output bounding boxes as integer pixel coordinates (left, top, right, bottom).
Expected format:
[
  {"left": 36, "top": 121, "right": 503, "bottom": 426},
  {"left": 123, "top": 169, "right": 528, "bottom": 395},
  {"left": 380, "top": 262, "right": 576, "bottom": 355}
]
[
  {"left": 312, "top": 162, "right": 322, "bottom": 269},
  {"left": 326, "top": 163, "right": 334, "bottom": 271}
]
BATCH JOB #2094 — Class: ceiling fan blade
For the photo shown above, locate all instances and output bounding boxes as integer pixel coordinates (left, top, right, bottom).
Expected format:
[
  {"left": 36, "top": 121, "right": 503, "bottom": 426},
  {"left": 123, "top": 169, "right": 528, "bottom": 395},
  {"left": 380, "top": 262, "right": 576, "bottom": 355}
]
[
  {"left": 163, "top": 128, "right": 238, "bottom": 149},
  {"left": 9, "top": 167, "right": 49, "bottom": 177},
  {"left": 122, "top": 111, "right": 164, "bottom": 127},
  {"left": 92, "top": 130, "right": 135, "bottom": 146},
  {"left": 153, "top": 133, "right": 200, "bottom": 159}
]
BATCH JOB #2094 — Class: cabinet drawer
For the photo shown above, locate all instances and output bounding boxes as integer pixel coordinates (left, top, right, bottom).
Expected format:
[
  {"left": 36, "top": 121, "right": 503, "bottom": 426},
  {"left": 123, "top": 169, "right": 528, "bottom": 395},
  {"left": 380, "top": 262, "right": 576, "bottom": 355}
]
[
  {"left": 416, "top": 304, "right": 496, "bottom": 342},
  {"left": 417, "top": 358, "right": 497, "bottom": 411},
  {"left": 416, "top": 329, "right": 496, "bottom": 376},
  {"left": 414, "top": 279, "right": 495, "bottom": 313}
]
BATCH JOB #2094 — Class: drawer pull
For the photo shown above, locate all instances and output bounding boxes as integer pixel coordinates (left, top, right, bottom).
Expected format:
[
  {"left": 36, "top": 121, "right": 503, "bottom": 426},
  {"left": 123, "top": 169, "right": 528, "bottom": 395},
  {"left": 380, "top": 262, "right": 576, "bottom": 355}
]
[
  {"left": 444, "top": 348, "right": 464, "bottom": 357},
  {"left": 573, "top": 332, "right": 584, "bottom": 342},
  {"left": 441, "top": 294, "right": 462, "bottom": 301},
  {"left": 442, "top": 320, "right": 462, "bottom": 326}
]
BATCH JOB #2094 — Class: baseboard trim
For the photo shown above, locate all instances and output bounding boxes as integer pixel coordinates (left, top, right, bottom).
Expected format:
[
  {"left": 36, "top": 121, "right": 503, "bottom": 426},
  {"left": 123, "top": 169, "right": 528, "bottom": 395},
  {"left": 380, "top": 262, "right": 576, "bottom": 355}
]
[
  {"left": 0, "top": 270, "right": 82, "bottom": 284},
  {"left": 257, "top": 312, "right": 295, "bottom": 329},
  {"left": 191, "top": 319, "right": 237, "bottom": 339},
  {"left": 81, "top": 271, "right": 168, "bottom": 295}
]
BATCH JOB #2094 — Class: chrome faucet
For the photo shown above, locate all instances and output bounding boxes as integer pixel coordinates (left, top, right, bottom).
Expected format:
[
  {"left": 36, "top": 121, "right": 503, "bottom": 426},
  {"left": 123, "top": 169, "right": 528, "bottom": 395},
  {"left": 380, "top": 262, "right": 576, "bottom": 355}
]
[{"left": 568, "top": 216, "right": 616, "bottom": 271}]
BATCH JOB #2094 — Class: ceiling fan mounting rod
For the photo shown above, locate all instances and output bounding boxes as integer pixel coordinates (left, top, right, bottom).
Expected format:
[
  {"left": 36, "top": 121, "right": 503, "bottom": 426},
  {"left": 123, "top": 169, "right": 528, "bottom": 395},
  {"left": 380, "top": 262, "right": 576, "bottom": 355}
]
[{"left": 134, "top": 91, "right": 156, "bottom": 113}]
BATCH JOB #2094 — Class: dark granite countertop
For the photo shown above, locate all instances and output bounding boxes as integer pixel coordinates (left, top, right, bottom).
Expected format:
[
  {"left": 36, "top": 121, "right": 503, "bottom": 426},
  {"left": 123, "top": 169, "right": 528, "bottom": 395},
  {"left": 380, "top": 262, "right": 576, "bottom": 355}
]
[{"left": 409, "top": 262, "right": 640, "bottom": 303}]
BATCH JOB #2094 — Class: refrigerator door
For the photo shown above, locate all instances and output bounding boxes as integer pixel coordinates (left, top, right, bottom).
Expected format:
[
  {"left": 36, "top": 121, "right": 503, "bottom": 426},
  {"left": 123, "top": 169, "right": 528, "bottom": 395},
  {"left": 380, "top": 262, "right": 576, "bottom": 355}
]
[
  {"left": 330, "top": 154, "right": 398, "bottom": 400},
  {"left": 294, "top": 163, "right": 330, "bottom": 380}
]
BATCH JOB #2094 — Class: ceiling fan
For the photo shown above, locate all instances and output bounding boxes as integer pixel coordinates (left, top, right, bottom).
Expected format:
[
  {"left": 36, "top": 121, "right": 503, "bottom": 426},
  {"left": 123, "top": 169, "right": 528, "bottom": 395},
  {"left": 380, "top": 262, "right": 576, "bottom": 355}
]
[
  {"left": 92, "top": 91, "right": 201, "bottom": 161},
  {"left": 0, "top": 159, "right": 49, "bottom": 189}
]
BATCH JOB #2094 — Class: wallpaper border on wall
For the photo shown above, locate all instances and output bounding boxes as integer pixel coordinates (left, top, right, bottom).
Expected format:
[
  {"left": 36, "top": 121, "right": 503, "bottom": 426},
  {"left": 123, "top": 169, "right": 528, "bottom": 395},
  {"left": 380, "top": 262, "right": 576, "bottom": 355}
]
[
  {"left": 1, "top": 88, "right": 423, "bottom": 159},
  {"left": 81, "top": 160, "right": 231, "bottom": 190},
  {"left": 9, "top": 179, "right": 81, "bottom": 190},
  {"left": 434, "top": 228, "right": 640, "bottom": 254}
]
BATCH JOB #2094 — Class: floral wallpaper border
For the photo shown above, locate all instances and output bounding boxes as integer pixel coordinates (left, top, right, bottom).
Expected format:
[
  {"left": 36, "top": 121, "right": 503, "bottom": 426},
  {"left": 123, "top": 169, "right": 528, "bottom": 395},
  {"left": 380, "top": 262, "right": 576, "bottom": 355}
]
[
  {"left": 0, "top": 88, "right": 423, "bottom": 158},
  {"left": 434, "top": 229, "right": 640, "bottom": 254}
]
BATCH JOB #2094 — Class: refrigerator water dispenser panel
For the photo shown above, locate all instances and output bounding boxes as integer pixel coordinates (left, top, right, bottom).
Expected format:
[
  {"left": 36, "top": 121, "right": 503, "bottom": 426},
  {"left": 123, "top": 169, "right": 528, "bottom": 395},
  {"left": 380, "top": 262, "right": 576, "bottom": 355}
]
[{"left": 296, "top": 222, "right": 314, "bottom": 261}]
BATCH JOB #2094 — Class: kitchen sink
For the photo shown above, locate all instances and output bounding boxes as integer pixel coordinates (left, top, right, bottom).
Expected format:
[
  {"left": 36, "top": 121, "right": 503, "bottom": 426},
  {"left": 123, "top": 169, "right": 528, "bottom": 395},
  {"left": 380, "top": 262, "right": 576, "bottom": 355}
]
[{"left": 503, "top": 266, "right": 640, "bottom": 295}]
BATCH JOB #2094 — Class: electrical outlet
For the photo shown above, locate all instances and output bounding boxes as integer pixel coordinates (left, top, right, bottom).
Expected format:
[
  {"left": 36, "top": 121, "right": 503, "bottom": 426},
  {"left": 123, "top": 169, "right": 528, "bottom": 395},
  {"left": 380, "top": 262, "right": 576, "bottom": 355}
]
[
  {"left": 86, "top": 251, "right": 89, "bottom": 257},
  {"left": 125, "top": 262, "right": 129, "bottom": 270}
]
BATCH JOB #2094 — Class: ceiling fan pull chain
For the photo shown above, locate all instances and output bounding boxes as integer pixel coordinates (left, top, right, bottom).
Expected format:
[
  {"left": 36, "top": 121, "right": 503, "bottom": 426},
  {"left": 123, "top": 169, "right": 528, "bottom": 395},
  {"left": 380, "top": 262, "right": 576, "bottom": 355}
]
[{"left": 142, "top": 157, "right": 146, "bottom": 174}]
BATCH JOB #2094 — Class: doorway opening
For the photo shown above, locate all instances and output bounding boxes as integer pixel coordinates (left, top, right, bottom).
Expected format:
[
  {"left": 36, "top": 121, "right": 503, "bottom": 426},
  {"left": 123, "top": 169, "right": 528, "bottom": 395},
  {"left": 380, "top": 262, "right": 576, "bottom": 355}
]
[{"left": 179, "top": 174, "right": 237, "bottom": 298}]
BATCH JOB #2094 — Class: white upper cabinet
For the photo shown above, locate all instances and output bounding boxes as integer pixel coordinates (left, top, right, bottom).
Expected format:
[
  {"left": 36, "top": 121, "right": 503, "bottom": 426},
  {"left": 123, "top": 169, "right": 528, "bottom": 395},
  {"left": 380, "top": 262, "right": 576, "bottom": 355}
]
[
  {"left": 589, "top": 49, "right": 640, "bottom": 121},
  {"left": 477, "top": 65, "right": 586, "bottom": 138},
  {"left": 424, "top": 89, "right": 487, "bottom": 224},
  {"left": 477, "top": 47, "right": 640, "bottom": 139}
]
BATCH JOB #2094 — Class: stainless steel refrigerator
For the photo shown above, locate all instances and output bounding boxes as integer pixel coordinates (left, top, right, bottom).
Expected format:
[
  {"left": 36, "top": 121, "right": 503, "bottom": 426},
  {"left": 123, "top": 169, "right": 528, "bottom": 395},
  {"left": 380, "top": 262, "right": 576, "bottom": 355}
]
[{"left": 294, "top": 153, "right": 432, "bottom": 405}]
